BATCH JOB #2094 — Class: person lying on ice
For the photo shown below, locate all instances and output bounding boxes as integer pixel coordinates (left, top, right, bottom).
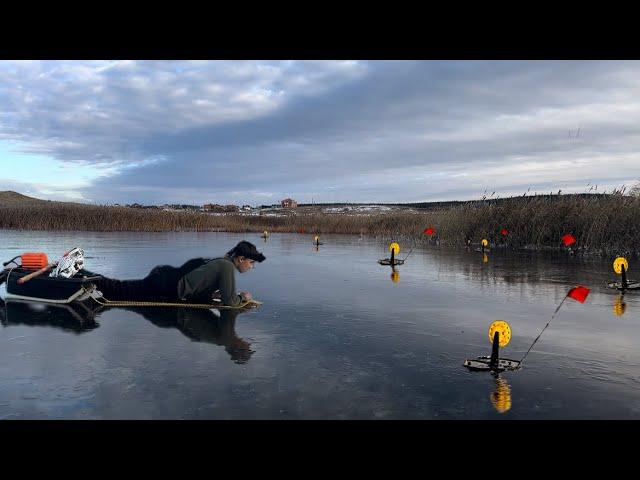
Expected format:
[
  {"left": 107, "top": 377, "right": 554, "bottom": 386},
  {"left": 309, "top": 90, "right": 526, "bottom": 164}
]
[{"left": 84, "top": 241, "right": 265, "bottom": 306}]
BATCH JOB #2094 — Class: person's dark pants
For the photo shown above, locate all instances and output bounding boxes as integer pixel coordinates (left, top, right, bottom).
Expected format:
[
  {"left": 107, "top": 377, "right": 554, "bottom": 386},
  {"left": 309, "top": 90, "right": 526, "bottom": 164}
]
[{"left": 86, "top": 258, "right": 208, "bottom": 302}]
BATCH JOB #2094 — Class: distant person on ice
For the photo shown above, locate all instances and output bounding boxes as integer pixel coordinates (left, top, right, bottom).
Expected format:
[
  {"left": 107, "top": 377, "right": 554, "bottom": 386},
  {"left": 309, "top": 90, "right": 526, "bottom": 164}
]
[{"left": 84, "top": 241, "right": 265, "bottom": 306}]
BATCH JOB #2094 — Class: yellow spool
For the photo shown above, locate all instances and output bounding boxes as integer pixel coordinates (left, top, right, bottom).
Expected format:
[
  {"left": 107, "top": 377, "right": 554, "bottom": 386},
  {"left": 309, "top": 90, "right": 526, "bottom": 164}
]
[
  {"left": 314, "top": 235, "right": 319, "bottom": 242},
  {"left": 481, "top": 239, "right": 489, "bottom": 247},
  {"left": 488, "top": 320, "right": 511, "bottom": 347},
  {"left": 389, "top": 242, "right": 400, "bottom": 254},
  {"left": 613, "top": 257, "right": 629, "bottom": 275}
]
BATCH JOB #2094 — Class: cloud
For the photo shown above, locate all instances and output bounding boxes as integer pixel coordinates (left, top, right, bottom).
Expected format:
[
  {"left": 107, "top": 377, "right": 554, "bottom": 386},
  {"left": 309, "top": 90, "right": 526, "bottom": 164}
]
[{"left": 1, "top": 60, "right": 640, "bottom": 204}]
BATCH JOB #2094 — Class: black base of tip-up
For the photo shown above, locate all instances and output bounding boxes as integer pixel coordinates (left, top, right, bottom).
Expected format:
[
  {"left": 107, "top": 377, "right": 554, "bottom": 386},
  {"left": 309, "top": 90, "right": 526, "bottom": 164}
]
[
  {"left": 607, "top": 281, "right": 640, "bottom": 290},
  {"left": 463, "top": 357, "right": 522, "bottom": 372},
  {"left": 378, "top": 259, "right": 405, "bottom": 266}
]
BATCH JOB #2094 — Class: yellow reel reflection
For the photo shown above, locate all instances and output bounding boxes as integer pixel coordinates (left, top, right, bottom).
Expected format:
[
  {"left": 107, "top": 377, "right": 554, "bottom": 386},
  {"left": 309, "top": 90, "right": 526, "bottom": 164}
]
[
  {"left": 482, "top": 253, "right": 488, "bottom": 263},
  {"left": 389, "top": 242, "right": 400, "bottom": 254},
  {"left": 488, "top": 320, "right": 511, "bottom": 347},
  {"left": 613, "top": 257, "right": 629, "bottom": 275},
  {"left": 481, "top": 239, "right": 489, "bottom": 247},
  {"left": 613, "top": 296, "right": 626, "bottom": 316},
  {"left": 490, "top": 378, "right": 512, "bottom": 414},
  {"left": 391, "top": 270, "right": 400, "bottom": 283}
]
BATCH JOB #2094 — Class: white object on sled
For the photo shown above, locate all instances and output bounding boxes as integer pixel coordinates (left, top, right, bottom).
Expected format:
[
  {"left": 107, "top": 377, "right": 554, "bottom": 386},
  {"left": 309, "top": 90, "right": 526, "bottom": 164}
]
[{"left": 50, "top": 247, "right": 85, "bottom": 278}]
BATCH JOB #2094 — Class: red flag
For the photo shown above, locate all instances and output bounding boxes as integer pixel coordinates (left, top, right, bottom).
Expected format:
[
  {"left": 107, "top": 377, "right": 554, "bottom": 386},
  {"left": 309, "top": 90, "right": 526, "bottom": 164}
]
[
  {"left": 500, "top": 229, "right": 508, "bottom": 236},
  {"left": 299, "top": 228, "right": 306, "bottom": 234},
  {"left": 424, "top": 227, "right": 434, "bottom": 235},
  {"left": 567, "top": 285, "right": 590, "bottom": 303},
  {"left": 561, "top": 233, "right": 576, "bottom": 246}
]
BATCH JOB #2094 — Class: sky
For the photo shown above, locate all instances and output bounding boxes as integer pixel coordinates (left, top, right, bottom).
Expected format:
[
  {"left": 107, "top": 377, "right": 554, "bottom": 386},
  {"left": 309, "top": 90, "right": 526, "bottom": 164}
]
[{"left": 0, "top": 60, "right": 639, "bottom": 206}]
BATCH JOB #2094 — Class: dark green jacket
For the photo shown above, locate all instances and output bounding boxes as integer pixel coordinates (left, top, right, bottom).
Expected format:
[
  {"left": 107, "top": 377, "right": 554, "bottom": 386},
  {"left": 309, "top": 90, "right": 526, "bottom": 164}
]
[{"left": 177, "top": 257, "right": 243, "bottom": 306}]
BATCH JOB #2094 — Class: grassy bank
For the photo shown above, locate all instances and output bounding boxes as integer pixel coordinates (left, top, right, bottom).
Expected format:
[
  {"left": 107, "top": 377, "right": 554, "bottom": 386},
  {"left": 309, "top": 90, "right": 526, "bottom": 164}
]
[{"left": 1, "top": 192, "right": 639, "bottom": 255}]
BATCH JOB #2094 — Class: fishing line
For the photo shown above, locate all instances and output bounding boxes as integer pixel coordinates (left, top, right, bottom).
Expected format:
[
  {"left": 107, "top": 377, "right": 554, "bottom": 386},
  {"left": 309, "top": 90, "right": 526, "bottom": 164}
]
[
  {"left": 401, "top": 243, "right": 417, "bottom": 262},
  {"left": 518, "top": 296, "right": 568, "bottom": 366}
]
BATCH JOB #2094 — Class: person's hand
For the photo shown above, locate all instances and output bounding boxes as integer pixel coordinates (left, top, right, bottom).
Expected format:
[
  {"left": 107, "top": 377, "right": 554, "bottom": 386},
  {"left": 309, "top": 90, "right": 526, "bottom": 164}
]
[{"left": 240, "top": 291, "right": 253, "bottom": 302}]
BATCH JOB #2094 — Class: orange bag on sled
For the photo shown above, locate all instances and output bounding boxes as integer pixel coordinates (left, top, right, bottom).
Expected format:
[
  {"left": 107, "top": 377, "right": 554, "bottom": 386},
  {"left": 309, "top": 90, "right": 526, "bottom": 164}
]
[{"left": 20, "top": 252, "right": 49, "bottom": 270}]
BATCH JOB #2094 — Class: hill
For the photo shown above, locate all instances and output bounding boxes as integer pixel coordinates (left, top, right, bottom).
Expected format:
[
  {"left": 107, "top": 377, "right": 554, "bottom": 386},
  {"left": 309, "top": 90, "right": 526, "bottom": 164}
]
[
  {"left": 0, "top": 191, "right": 90, "bottom": 208},
  {"left": 0, "top": 191, "right": 47, "bottom": 205}
]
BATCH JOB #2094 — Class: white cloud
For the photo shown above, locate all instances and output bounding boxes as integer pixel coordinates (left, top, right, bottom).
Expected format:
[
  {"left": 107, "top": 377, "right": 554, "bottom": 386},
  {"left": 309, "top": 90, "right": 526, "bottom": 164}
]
[{"left": 0, "top": 60, "right": 639, "bottom": 204}]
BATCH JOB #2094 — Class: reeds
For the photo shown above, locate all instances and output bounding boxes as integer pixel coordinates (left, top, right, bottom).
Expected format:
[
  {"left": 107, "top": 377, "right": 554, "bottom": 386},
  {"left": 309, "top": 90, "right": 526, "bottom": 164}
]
[{"left": 1, "top": 192, "right": 639, "bottom": 255}]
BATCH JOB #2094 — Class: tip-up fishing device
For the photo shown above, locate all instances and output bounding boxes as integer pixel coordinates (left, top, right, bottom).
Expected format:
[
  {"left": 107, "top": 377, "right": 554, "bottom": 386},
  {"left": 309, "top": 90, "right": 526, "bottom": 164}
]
[
  {"left": 607, "top": 257, "right": 640, "bottom": 290},
  {"left": 378, "top": 242, "right": 405, "bottom": 266},
  {"left": 474, "top": 238, "right": 490, "bottom": 254},
  {"left": 463, "top": 322, "right": 516, "bottom": 414},
  {"left": 465, "top": 285, "right": 591, "bottom": 373},
  {"left": 464, "top": 320, "right": 521, "bottom": 373}
]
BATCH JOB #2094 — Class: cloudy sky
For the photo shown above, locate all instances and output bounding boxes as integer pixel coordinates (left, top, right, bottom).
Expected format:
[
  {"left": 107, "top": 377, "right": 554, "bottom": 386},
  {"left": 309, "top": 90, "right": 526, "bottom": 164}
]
[{"left": 0, "top": 60, "right": 639, "bottom": 205}]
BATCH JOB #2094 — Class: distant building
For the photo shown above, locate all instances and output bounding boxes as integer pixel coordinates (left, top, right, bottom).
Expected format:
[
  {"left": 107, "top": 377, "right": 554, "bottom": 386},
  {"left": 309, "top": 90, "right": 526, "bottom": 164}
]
[
  {"left": 203, "top": 203, "right": 239, "bottom": 213},
  {"left": 240, "top": 205, "right": 252, "bottom": 211},
  {"left": 203, "top": 203, "right": 222, "bottom": 212},
  {"left": 162, "top": 204, "right": 198, "bottom": 211},
  {"left": 281, "top": 198, "right": 297, "bottom": 208}
]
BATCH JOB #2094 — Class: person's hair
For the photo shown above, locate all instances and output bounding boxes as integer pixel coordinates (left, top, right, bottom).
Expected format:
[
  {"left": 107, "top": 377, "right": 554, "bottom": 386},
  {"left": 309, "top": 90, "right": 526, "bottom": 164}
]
[{"left": 226, "top": 241, "right": 266, "bottom": 262}]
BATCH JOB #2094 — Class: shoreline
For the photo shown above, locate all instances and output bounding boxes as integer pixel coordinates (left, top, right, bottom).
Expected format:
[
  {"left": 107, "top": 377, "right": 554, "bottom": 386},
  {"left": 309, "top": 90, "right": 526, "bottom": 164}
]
[
  {"left": 1, "top": 192, "right": 639, "bottom": 257},
  {"left": 0, "top": 226, "right": 637, "bottom": 259}
]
